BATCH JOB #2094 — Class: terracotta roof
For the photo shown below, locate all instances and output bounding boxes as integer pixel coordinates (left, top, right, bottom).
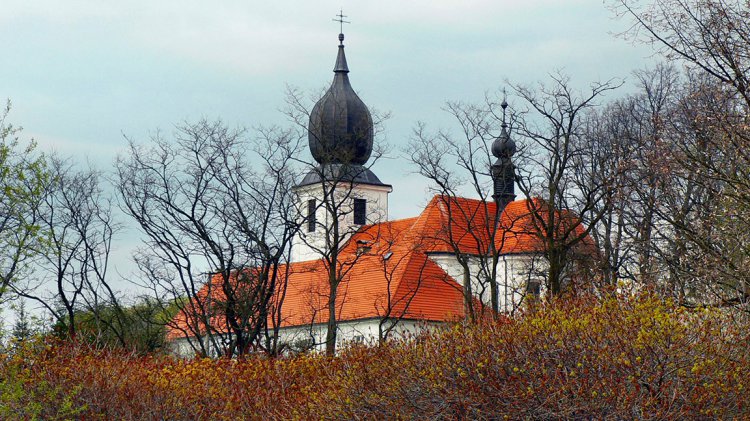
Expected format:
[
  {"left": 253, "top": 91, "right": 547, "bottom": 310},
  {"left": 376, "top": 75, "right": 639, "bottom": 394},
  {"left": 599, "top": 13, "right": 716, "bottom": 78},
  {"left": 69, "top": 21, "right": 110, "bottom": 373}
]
[
  {"left": 167, "top": 196, "right": 593, "bottom": 340},
  {"left": 415, "top": 196, "right": 591, "bottom": 256}
]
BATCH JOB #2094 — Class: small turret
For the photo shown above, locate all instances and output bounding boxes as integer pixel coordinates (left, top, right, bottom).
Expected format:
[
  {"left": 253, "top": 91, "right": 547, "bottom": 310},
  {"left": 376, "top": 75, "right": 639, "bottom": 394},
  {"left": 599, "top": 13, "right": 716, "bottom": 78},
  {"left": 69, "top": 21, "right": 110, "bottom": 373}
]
[{"left": 491, "top": 97, "right": 516, "bottom": 209}]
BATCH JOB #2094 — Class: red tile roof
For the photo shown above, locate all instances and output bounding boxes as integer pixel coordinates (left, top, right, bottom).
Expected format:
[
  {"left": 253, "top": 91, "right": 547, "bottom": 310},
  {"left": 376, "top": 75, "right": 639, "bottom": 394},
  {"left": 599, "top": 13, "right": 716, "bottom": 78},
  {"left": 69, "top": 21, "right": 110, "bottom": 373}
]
[{"left": 167, "top": 195, "right": 592, "bottom": 340}]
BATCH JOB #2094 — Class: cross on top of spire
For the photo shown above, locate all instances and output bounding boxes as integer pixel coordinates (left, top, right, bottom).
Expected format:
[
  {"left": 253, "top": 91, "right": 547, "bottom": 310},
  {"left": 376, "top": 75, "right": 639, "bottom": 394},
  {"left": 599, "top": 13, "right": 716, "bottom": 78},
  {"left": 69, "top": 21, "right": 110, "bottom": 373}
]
[{"left": 333, "top": 9, "right": 350, "bottom": 44}]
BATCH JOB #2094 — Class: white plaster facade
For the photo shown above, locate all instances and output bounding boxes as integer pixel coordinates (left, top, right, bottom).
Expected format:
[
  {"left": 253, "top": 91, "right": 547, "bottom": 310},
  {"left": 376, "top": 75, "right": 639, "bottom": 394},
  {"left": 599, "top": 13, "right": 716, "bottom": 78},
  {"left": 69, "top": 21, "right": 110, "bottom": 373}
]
[
  {"left": 170, "top": 318, "right": 434, "bottom": 357},
  {"left": 427, "top": 252, "right": 548, "bottom": 313},
  {"left": 291, "top": 181, "right": 392, "bottom": 262}
]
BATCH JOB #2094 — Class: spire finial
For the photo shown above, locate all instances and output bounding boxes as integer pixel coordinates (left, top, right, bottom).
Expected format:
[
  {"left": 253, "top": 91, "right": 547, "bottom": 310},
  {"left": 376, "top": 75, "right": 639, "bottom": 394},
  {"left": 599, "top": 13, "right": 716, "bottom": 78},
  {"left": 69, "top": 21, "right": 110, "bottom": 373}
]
[
  {"left": 333, "top": 9, "right": 350, "bottom": 45},
  {"left": 492, "top": 89, "right": 515, "bottom": 159},
  {"left": 501, "top": 89, "right": 508, "bottom": 129}
]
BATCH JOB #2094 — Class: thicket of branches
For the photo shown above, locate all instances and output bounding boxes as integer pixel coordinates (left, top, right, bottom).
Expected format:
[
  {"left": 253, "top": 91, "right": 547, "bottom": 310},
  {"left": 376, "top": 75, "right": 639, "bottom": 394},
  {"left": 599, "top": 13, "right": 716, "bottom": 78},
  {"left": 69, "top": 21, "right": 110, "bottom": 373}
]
[
  {"left": 2, "top": 0, "right": 750, "bottom": 357},
  {"left": 4, "top": 293, "right": 749, "bottom": 419}
]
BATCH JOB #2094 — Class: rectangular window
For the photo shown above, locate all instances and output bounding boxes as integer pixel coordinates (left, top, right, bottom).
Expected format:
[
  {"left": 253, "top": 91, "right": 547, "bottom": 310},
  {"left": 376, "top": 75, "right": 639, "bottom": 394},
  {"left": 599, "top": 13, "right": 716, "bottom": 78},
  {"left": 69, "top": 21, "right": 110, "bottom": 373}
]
[
  {"left": 354, "top": 198, "right": 366, "bottom": 225},
  {"left": 307, "top": 199, "right": 316, "bottom": 233}
]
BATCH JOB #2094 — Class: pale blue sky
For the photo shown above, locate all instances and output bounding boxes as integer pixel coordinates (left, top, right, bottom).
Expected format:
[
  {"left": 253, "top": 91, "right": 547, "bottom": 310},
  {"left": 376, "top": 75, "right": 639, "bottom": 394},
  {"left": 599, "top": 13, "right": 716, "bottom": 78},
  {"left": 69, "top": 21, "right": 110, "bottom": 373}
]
[{"left": 1, "top": 0, "right": 656, "bottom": 286}]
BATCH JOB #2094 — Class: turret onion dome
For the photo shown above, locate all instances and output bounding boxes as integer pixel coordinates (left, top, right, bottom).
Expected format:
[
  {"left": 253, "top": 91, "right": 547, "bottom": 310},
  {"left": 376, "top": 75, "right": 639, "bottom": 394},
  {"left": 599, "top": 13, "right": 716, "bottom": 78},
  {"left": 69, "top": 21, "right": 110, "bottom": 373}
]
[
  {"left": 492, "top": 99, "right": 516, "bottom": 159},
  {"left": 308, "top": 33, "right": 374, "bottom": 166}
]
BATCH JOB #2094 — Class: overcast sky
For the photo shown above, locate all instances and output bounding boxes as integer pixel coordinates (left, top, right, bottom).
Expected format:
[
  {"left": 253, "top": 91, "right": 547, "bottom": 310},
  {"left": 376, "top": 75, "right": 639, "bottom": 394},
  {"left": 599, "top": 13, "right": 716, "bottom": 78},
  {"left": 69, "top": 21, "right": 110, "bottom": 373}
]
[{"left": 1, "top": 1, "right": 657, "bottom": 290}]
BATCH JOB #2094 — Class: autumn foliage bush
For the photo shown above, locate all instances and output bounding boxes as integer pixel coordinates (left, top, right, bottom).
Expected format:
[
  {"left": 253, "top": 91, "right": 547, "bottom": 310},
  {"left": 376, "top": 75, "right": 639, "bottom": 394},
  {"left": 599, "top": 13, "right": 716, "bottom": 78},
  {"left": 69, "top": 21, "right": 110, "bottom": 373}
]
[{"left": 2, "top": 293, "right": 749, "bottom": 419}]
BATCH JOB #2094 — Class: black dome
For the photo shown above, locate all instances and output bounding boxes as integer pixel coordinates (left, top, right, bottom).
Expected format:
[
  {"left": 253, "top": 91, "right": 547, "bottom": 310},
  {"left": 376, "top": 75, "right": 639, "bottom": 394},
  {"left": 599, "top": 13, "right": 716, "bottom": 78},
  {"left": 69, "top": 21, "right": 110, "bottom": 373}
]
[
  {"left": 492, "top": 99, "right": 516, "bottom": 159},
  {"left": 308, "top": 35, "right": 373, "bottom": 165},
  {"left": 492, "top": 125, "right": 516, "bottom": 159}
]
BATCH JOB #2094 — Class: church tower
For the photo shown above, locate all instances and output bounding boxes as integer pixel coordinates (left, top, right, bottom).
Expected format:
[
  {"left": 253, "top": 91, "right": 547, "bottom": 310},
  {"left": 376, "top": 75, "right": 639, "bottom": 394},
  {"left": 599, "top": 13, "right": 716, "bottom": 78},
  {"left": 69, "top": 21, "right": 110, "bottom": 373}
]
[
  {"left": 491, "top": 98, "right": 516, "bottom": 213},
  {"left": 291, "top": 30, "right": 392, "bottom": 262}
]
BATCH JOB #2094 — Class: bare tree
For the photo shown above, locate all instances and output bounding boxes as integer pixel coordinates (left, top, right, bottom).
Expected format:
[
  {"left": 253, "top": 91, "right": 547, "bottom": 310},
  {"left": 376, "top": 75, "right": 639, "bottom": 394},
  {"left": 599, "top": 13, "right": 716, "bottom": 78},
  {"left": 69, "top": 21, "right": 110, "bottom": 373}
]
[
  {"left": 408, "top": 95, "right": 525, "bottom": 319},
  {"left": 616, "top": 0, "right": 750, "bottom": 304},
  {"left": 615, "top": 0, "right": 750, "bottom": 108},
  {"left": 263, "top": 253, "right": 294, "bottom": 356},
  {"left": 581, "top": 65, "right": 681, "bottom": 287},
  {"left": 656, "top": 73, "right": 749, "bottom": 303},
  {"left": 13, "top": 157, "right": 118, "bottom": 340},
  {"left": 301, "top": 167, "right": 378, "bottom": 355},
  {"left": 116, "top": 119, "right": 301, "bottom": 357},
  {"left": 512, "top": 74, "right": 622, "bottom": 295}
]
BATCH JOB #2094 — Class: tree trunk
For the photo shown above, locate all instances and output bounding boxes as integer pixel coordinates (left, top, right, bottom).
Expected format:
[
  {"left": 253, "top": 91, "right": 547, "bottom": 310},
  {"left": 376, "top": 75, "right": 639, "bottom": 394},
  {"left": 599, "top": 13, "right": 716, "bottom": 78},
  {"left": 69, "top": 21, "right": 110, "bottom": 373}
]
[
  {"left": 326, "top": 282, "right": 337, "bottom": 356},
  {"left": 461, "top": 260, "right": 475, "bottom": 322},
  {"left": 548, "top": 248, "right": 564, "bottom": 296}
]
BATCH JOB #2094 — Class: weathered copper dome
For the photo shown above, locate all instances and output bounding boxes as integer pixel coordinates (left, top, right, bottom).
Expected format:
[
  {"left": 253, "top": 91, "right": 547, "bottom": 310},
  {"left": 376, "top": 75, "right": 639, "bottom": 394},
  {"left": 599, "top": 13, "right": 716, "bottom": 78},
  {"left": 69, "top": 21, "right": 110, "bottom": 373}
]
[{"left": 308, "top": 33, "right": 373, "bottom": 165}]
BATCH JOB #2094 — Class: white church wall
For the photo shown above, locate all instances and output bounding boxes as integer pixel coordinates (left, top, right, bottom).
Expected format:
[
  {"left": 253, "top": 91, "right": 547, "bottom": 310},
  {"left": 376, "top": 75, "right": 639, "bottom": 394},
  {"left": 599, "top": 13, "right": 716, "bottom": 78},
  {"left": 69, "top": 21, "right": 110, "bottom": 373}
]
[
  {"left": 170, "top": 318, "right": 433, "bottom": 357},
  {"left": 273, "top": 318, "right": 430, "bottom": 352},
  {"left": 291, "top": 182, "right": 391, "bottom": 262},
  {"left": 426, "top": 252, "right": 485, "bottom": 296},
  {"left": 495, "top": 254, "right": 548, "bottom": 312},
  {"left": 427, "top": 252, "right": 549, "bottom": 314}
]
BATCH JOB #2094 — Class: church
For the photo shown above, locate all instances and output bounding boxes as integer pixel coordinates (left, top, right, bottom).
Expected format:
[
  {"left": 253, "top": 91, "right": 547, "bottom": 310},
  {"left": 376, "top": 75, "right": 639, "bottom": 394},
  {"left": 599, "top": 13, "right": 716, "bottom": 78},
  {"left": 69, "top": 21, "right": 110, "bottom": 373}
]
[{"left": 168, "top": 30, "right": 588, "bottom": 356}]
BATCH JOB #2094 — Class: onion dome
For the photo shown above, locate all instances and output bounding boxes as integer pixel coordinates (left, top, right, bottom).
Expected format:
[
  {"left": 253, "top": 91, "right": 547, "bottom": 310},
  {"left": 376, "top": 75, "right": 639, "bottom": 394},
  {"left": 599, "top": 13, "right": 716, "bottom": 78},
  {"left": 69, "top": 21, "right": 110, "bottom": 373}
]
[
  {"left": 491, "top": 99, "right": 516, "bottom": 159},
  {"left": 308, "top": 33, "right": 374, "bottom": 166}
]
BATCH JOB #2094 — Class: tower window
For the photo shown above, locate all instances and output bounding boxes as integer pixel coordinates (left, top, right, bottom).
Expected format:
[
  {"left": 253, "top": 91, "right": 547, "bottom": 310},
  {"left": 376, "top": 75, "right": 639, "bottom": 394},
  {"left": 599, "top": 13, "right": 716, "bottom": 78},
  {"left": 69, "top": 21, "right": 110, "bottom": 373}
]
[
  {"left": 307, "top": 199, "right": 316, "bottom": 233},
  {"left": 354, "top": 198, "right": 366, "bottom": 225}
]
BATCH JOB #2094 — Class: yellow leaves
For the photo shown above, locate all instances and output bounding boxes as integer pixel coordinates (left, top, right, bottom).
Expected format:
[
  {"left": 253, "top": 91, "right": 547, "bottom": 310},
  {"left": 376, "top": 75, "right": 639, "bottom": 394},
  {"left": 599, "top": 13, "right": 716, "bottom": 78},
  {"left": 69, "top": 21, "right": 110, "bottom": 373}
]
[{"left": 692, "top": 359, "right": 716, "bottom": 376}]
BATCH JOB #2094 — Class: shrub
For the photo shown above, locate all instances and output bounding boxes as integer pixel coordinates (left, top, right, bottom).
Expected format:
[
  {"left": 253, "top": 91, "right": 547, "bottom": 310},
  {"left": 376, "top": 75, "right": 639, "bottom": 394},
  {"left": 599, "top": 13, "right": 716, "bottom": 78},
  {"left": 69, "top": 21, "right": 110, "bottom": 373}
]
[
  {"left": 0, "top": 339, "right": 85, "bottom": 419},
  {"left": 2, "top": 293, "right": 748, "bottom": 419}
]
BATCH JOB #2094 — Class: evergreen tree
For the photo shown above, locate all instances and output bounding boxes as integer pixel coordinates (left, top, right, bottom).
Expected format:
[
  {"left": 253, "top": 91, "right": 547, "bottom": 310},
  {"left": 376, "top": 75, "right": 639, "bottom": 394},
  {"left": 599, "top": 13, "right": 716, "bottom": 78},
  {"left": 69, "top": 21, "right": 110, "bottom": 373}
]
[{"left": 11, "top": 301, "right": 34, "bottom": 342}]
